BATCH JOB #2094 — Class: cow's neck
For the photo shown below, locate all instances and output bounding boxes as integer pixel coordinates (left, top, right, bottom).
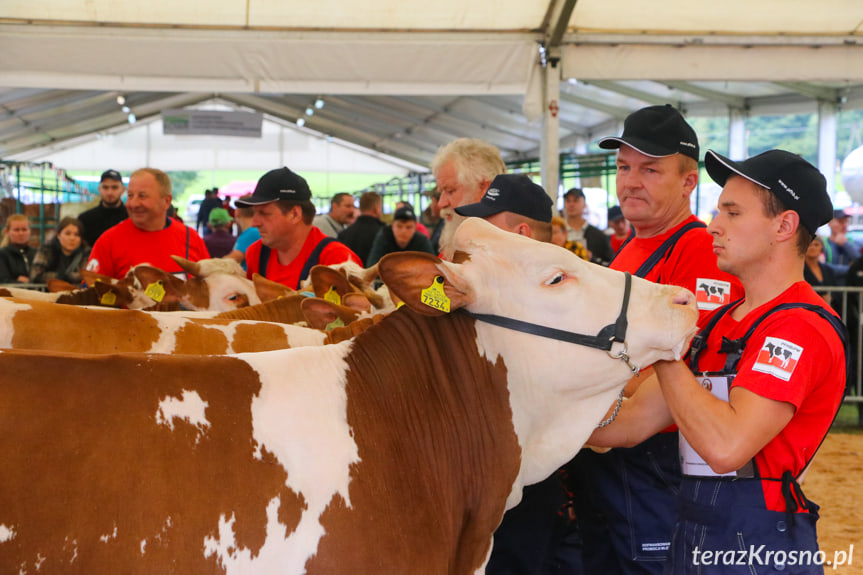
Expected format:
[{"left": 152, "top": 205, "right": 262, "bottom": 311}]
[
  {"left": 471, "top": 321, "right": 632, "bottom": 492},
  {"left": 341, "top": 308, "right": 521, "bottom": 573}
]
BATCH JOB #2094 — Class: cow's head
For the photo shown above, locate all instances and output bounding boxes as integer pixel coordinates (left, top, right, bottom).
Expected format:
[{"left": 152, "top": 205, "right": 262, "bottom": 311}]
[
  {"left": 380, "top": 218, "right": 698, "bottom": 489},
  {"left": 170, "top": 256, "right": 262, "bottom": 311}
]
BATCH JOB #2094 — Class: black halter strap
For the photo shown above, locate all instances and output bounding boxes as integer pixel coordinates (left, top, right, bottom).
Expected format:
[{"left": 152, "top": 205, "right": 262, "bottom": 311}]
[{"left": 463, "top": 272, "right": 636, "bottom": 370}]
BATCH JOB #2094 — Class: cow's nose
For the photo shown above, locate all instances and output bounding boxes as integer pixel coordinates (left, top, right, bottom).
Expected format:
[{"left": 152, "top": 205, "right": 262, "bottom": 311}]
[{"left": 671, "top": 287, "right": 697, "bottom": 309}]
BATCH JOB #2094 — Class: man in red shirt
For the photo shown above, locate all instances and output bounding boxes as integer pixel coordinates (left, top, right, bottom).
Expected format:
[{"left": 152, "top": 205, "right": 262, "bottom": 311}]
[
  {"left": 589, "top": 149, "right": 845, "bottom": 574},
  {"left": 238, "top": 167, "right": 360, "bottom": 289},
  {"left": 87, "top": 168, "right": 209, "bottom": 279},
  {"left": 567, "top": 105, "right": 744, "bottom": 575}
]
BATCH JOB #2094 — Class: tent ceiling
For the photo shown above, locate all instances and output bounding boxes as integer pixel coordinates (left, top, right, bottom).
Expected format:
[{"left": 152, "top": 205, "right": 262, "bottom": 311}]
[{"left": 2, "top": 0, "right": 863, "bottom": 169}]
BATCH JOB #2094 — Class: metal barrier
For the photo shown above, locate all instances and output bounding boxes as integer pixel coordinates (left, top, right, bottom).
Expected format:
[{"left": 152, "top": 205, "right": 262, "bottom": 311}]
[{"left": 813, "top": 286, "right": 863, "bottom": 402}]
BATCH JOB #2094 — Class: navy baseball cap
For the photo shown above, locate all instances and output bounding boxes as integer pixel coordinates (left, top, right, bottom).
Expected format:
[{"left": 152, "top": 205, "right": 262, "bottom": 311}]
[
  {"left": 705, "top": 149, "right": 832, "bottom": 235},
  {"left": 455, "top": 174, "right": 553, "bottom": 223},
  {"left": 598, "top": 104, "right": 699, "bottom": 161},
  {"left": 100, "top": 169, "right": 123, "bottom": 183},
  {"left": 235, "top": 167, "right": 311, "bottom": 206},
  {"left": 393, "top": 205, "right": 417, "bottom": 221},
  {"left": 607, "top": 205, "right": 624, "bottom": 222}
]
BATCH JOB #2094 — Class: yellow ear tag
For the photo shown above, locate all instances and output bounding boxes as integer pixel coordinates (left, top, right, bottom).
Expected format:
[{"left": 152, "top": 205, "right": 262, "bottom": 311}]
[
  {"left": 145, "top": 281, "right": 166, "bottom": 302},
  {"left": 420, "top": 276, "right": 450, "bottom": 313},
  {"left": 100, "top": 291, "right": 117, "bottom": 306},
  {"left": 325, "top": 317, "right": 345, "bottom": 332},
  {"left": 396, "top": 301, "right": 405, "bottom": 309},
  {"left": 324, "top": 285, "right": 342, "bottom": 305}
]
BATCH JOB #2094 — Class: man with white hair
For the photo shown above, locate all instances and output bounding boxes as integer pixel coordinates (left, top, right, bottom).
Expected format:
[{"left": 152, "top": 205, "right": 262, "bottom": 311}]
[{"left": 431, "top": 138, "right": 506, "bottom": 254}]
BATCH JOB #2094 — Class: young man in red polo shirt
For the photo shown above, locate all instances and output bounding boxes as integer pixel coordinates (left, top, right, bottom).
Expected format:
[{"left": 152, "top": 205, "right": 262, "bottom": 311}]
[
  {"left": 590, "top": 149, "right": 846, "bottom": 574},
  {"left": 238, "top": 167, "right": 360, "bottom": 289}
]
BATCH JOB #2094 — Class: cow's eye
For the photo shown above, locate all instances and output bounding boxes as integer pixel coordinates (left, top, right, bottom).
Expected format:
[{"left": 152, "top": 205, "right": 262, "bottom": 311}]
[
  {"left": 546, "top": 273, "right": 566, "bottom": 286},
  {"left": 226, "top": 294, "right": 239, "bottom": 301}
]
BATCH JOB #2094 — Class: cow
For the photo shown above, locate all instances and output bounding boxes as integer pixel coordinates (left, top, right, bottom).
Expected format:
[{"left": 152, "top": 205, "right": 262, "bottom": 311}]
[
  {"left": 0, "top": 218, "right": 697, "bottom": 575},
  {"left": 0, "top": 297, "right": 326, "bottom": 354}
]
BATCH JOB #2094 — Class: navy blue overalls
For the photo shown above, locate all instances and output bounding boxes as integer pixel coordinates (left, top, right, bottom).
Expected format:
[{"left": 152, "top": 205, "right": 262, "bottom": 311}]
[
  {"left": 667, "top": 302, "right": 848, "bottom": 575},
  {"left": 568, "top": 222, "right": 706, "bottom": 575}
]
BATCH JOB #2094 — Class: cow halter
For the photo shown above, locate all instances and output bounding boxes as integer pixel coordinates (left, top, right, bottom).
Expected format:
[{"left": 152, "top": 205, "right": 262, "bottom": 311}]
[{"left": 463, "top": 272, "right": 637, "bottom": 374}]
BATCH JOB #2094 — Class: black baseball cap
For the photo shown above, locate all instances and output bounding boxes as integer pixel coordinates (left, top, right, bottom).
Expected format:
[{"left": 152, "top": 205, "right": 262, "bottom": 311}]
[
  {"left": 235, "top": 167, "right": 311, "bottom": 206},
  {"left": 455, "top": 174, "right": 553, "bottom": 223},
  {"left": 607, "top": 205, "right": 624, "bottom": 222},
  {"left": 100, "top": 169, "right": 123, "bottom": 183},
  {"left": 705, "top": 149, "right": 832, "bottom": 235},
  {"left": 598, "top": 104, "right": 699, "bottom": 161},
  {"left": 833, "top": 209, "right": 850, "bottom": 220},
  {"left": 393, "top": 206, "right": 417, "bottom": 221}
]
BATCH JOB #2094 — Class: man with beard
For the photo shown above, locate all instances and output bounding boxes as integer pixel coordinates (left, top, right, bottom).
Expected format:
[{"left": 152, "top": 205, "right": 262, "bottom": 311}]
[
  {"left": 78, "top": 169, "right": 128, "bottom": 247},
  {"left": 430, "top": 138, "right": 506, "bottom": 255}
]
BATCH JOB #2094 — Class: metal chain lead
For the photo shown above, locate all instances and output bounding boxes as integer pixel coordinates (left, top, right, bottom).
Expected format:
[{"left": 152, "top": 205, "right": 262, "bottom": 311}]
[{"left": 595, "top": 388, "right": 626, "bottom": 429}]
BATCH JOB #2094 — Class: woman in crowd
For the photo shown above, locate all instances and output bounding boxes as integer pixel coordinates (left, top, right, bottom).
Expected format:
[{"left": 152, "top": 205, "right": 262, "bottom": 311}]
[
  {"left": 30, "top": 216, "right": 90, "bottom": 285},
  {"left": 0, "top": 214, "right": 38, "bottom": 284},
  {"left": 803, "top": 235, "right": 838, "bottom": 303},
  {"left": 551, "top": 216, "right": 589, "bottom": 260}
]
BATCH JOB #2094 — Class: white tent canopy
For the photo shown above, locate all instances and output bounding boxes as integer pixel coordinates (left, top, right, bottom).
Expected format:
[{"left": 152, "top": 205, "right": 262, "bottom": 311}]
[{"left": 2, "top": 0, "right": 863, "bottom": 181}]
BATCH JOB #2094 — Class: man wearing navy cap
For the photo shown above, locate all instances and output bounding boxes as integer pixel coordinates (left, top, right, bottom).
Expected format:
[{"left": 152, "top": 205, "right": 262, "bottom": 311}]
[
  {"left": 590, "top": 149, "right": 846, "bottom": 574},
  {"left": 78, "top": 169, "right": 128, "bottom": 247},
  {"left": 454, "top": 173, "right": 553, "bottom": 243},
  {"left": 365, "top": 205, "right": 435, "bottom": 266},
  {"left": 237, "top": 167, "right": 360, "bottom": 289},
  {"left": 567, "top": 104, "right": 743, "bottom": 575}
]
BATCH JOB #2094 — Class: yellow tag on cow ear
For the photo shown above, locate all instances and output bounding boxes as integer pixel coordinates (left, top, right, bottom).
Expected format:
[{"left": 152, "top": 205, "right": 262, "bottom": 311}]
[
  {"left": 100, "top": 291, "right": 117, "bottom": 306},
  {"left": 145, "top": 280, "right": 166, "bottom": 302},
  {"left": 325, "top": 317, "right": 345, "bottom": 332},
  {"left": 396, "top": 301, "right": 405, "bottom": 309},
  {"left": 324, "top": 285, "right": 341, "bottom": 305},
  {"left": 420, "top": 276, "right": 450, "bottom": 313}
]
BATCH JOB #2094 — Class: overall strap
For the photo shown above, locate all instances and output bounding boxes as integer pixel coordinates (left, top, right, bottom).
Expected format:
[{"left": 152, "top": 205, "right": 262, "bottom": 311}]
[
  {"left": 716, "top": 302, "right": 848, "bottom": 373},
  {"left": 258, "top": 244, "right": 271, "bottom": 279},
  {"left": 687, "top": 299, "right": 742, "bottom": 372},
  {"left": 297, "top": 237, "right": 337, "bottom": 289},
  {"left": 633, "top": 221, "right": 706, "bottom": 279}
]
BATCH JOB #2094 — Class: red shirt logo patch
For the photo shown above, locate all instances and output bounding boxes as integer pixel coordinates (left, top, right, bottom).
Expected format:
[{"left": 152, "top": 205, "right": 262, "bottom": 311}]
[
  {"left": 695, "top": 279, "right": 731, "bottom": 311},
  {"left": 752, "top": 337, "right": 803, "bottom": 382}
]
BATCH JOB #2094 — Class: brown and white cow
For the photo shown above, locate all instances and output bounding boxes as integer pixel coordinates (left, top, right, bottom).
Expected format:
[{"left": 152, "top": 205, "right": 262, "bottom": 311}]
[
  {"left": 0, "top": 218, "right": 697, "bottom": 575},
  {"left": 0, "top": 297, "right": 326, "bottom": 354}
]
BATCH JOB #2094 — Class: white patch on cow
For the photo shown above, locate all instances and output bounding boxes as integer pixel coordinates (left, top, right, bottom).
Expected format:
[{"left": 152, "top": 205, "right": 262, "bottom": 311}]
[
  {"left": 0, "top": 299, "right": 32, "bottom": 349},
  {"left": 156, "top": 390, "right": 210, "bottom": 443},
  {"left": 146, "top": 315, "right": 189, "bottom": 353},
  {"left": 99, "top": 523, "right": 118, "bottom": 543},
  {"left": 0, "top": 524, "right": 16, "bottom": 542},
  {"left": 206, "top": 275, "right": 261, "bottom": 310},
  {"left": 140, "top": 540, "right": 147, "bottom": 555},
  {"left": 204, "top": 497, "right": 311, "bottom": 571},
  {"left": 203, "top": 343, "right": 358, "bottom": 573}
]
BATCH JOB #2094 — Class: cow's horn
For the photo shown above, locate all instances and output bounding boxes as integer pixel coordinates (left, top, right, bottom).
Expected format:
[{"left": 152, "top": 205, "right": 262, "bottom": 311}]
[{"left": 171, "top": 255, "right": 201, "bottom": 276}]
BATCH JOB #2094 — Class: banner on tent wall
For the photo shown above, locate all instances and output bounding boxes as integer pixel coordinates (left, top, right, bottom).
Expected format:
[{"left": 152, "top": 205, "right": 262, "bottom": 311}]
[{"left": 162, "top": 109, "right": 263, "bottom": 138}]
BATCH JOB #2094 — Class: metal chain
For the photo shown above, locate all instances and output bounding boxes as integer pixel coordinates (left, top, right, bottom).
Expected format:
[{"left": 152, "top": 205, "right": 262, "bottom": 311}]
[{"left": 595, "top": 388, "right": 625, "bottom": 429}]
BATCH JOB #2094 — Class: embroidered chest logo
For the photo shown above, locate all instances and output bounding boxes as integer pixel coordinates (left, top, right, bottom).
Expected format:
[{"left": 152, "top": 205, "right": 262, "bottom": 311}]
[
  {"left": 752, "top": 337, "right": 803, "bottom": 381},
  {"left": 695, "top": 278, "right": 731, "bottom": 311}
]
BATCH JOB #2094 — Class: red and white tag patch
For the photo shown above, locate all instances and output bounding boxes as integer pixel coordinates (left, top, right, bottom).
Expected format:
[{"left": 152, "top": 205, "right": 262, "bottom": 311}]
[
  {"left": 752, "top": 337, "right": 803, "bottom": 381},
  {"left": 695, "top": 278, "right": 731, "bottom": 311}
]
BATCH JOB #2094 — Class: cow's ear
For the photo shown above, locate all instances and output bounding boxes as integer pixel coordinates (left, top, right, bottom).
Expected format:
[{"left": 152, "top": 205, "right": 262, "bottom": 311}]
[
  {"left": 80, "top": 269, "right": 114, "bottom": 287},
  {"left": 310, "top": 265, "right": 354, "bottom": 298},
  {"left": 378, "top": 251, "right": 471, "bottom": 316},
  {"left": 253, "top": 273, "right": 295, "bottom": 302},
  {"left": 301, "top": 297, "right": 360, "bottom": 330}
]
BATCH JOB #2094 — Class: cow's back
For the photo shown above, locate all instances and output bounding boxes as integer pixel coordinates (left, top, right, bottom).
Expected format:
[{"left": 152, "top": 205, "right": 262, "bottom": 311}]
[{"left": 0, "top": 351, "right": 305, "bottom": 575}]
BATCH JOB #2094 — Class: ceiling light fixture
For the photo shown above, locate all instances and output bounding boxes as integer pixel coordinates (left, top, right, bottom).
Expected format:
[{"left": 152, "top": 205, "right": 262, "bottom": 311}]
[
  {"left": 314, "top": 98, "right": 324, "bottom": 109},
  {"left": 296, "top": 117, "right": 306, "bottom": 127}
]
